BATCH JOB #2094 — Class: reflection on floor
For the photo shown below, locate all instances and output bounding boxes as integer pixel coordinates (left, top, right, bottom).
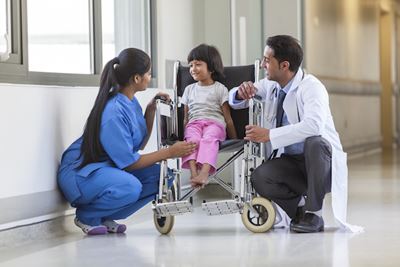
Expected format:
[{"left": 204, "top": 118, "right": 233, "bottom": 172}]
[{"left": 0, "top": 149, "right": 399, "bottom": 267}]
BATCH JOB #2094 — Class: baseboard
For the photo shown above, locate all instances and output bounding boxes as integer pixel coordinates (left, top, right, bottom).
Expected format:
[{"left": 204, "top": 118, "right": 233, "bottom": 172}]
[
  {"left": 0, "top": 209, "right": 75, "bottom": 231},
  {"left": 0, "top": 190, "right": 72, "bottom": 229},
  {"left": 347, "top": 147, "right": 382, "bottom": 160},
  {"left": 345, "top": 140, "right": 382, "bottom": 160}
]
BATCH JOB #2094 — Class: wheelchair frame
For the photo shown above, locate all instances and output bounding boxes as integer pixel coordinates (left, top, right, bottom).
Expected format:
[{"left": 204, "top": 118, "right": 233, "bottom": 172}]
[{"left": 152, "top": 60, "right": 276, "bottom": 234}]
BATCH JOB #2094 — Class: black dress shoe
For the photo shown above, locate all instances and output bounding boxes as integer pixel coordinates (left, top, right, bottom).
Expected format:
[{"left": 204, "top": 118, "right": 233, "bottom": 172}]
[
  {"left": 290, "top": 213, "right": 324, "bottom": 233},
  {"left": 289, "top": 206, "right": 305, "bottom": 228}
]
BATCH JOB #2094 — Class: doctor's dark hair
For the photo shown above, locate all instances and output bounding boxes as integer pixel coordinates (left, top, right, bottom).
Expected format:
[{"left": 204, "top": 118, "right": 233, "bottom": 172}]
[
  {"left": 187, "top": 44, "right": 225, "bottom": 82},
  {"left": 79, "top": 48, "right": 151, "bottom": 168},
  {"left": 266, "top": 35, "right": 303, "bottom": 72}
]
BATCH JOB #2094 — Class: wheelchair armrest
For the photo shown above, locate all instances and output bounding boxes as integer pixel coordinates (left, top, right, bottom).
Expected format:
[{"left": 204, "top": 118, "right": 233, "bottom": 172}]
[{"left": 218, "top": 139, "right": 246, "bottom": 153}]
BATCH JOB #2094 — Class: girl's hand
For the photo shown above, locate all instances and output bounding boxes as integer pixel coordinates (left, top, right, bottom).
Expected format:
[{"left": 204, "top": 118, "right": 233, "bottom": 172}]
[
  {"left": 148, "top": 92, "right": 171, "bottom": 111},
  {"left": 168, "top": 141, "right": 197, "bottom": 158}
]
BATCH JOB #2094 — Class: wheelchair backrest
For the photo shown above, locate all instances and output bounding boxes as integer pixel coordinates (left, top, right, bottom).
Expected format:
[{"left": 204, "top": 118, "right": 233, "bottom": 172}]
[{"left": 174, "top": 62, "right": 257, "bottom": 140}]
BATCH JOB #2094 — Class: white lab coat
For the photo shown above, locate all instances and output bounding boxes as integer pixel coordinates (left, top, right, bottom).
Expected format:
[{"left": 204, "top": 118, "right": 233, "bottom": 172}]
[{"left": 229, "top": 69, "right": 363, "bottom": 233}]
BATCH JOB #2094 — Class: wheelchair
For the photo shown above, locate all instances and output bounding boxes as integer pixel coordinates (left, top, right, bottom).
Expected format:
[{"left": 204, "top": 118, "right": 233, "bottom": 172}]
[{"left": 152, "top": 60, "right": 276, "bottom": 234}]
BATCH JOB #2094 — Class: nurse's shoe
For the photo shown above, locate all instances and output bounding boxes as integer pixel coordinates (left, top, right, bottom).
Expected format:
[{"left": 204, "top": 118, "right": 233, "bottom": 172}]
[
  {"left": 102, "top": 220, "right": 127, "bottom": 233},
  {"left": 74, "top": 218, "right": 107, "bottom": 235}
]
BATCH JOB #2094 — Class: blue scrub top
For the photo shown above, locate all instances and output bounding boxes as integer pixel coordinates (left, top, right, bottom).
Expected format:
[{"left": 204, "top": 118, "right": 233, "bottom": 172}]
[{"left": 58, "top": 93, "right": 148, "bottom": 204}]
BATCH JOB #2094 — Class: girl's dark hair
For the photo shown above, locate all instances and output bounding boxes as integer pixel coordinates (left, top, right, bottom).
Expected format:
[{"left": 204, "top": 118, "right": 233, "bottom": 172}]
[
  {"left": 79, "top": 48, "right": 151, "bottom": 168},
  {"left": 266, "top": 35, "right": 303, "bottom": 72},
  {"left": 187, "top": 44, "right": 225, "bottom": 82}
]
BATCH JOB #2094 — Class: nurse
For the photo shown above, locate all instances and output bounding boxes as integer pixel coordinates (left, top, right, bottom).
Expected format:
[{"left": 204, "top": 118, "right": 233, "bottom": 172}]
[
  {"left": 229, "top": 35, "right": 362, "bottom": 233},
  {"left": 58, "top": 48, "right": 196, "bottom": 235}
]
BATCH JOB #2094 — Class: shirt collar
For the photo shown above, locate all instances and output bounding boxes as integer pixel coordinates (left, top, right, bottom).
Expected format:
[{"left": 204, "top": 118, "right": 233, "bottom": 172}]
[
  {"left": 281, "top": 78, "right": 294, "bottom": 94},
  {"left": 278, "top": 68, "right": 303, "bottom": 94}
]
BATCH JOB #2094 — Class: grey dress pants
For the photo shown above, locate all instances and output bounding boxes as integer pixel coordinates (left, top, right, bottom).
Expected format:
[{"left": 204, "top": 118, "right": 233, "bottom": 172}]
[{"left": 250, "top": 136, "right": 332, "bottom": 218}]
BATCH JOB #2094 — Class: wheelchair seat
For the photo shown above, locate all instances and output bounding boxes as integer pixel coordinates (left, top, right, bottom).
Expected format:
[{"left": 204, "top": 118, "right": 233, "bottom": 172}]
[
  {"left": 174, "top": 62, "right": 257, "bottom": 150},
  {"left": 218, "top": 139, "right": 246, "bottom": 153}
]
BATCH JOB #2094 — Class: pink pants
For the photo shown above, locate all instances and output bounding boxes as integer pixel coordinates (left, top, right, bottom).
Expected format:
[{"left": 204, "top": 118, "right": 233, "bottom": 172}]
[{"left": 182, "top": 119, "right": 226, "bottom": 174}]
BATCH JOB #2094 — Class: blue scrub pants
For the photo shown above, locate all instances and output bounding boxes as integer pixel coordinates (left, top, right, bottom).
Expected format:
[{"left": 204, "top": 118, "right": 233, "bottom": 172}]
[{"left": 74, "top": 164, "right": 166, "bottom": 226}]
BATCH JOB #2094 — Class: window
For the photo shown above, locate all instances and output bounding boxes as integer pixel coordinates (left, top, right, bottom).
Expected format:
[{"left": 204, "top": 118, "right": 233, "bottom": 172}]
[
  {"left": 101, "top": 0, "right": 151, "bottom": 69},
  {"left": 0, "top": 0, "right": 7, "bottom": 54},
  {"left": 27, "top": 0, "right": 91, "bottom": 74},
  {"left": 0, "top": 0, "right": 153, "bottom": 86},
  {"left": 101, "top": 0, "right": 115, "bottom": 66},
  {"left": 0, "top": 0, "right": 11, "bottom": 61}
]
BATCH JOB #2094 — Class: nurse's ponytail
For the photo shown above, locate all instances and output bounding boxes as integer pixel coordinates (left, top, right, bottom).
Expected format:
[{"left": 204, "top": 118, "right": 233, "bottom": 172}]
[{"left": 79, "top": 48, "right": 151, "bottom": 168}]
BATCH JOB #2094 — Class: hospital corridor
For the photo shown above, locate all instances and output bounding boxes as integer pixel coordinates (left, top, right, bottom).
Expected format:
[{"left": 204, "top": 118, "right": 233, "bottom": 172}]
[{"left": 1, "top": 0, "right": 400, "bottom": 266}]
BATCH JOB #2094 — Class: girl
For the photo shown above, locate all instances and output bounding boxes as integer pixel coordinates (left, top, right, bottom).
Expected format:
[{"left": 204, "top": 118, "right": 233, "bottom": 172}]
[
  {"left": 181, "top": 44, "right": 237, "bottom": 187},
  {"left": 58, "top": 48, "right": 196, "bottom": 235}
]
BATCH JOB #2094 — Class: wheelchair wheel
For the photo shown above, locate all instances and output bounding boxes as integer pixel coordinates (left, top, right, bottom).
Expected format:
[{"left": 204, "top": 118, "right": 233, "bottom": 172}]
[
  {"left": 153, "top": 183, "right": 176, "bottom": 235},
  {"left": 241, "top": 197, "right": 276, "bottom": 233},
  {"left": 154, "top": 210, "right": 175, "bottom": 235}
]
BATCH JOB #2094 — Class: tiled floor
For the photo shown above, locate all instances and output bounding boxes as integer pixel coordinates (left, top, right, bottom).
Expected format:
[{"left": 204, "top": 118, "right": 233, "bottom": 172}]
[{"left": 0, "top": 149, "right": 399, "bottom": 267}]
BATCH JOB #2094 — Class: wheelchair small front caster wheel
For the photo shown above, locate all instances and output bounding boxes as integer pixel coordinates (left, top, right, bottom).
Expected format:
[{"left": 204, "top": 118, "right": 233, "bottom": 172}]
[
  {"left": 241, "top": 197, "right": 276, "bottom": 233},
  {"left": 154, "top": 211, "right": 175, "bottom": 235},
  {"left": 153, "top": 183, "right": 177, "bottom": 235}
]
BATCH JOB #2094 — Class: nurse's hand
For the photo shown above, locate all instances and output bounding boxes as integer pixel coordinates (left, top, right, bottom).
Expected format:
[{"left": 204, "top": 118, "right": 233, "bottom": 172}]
[
  {"left": 147, "top": 92, "right": 171, "bottom": 111},
  {"left": 168, "top": 141, "right": 197, "bottom": 158},
  {"left": 237, "top": 81, "right": 257, "bottom": 100}
]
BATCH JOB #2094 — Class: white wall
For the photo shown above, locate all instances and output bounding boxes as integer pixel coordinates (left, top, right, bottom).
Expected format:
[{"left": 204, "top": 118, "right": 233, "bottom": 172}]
[
  {"left": 263, "top": 0, "right": 302, "bottom": 40},
  {"left": 0, "top": 84, "right": 97, "bottom": 198},
  {"left": 0, "top": 82, "right": 165, "bottom": 228},
  {"left": 204, "top": 0, "right": 231, "bottom": 65},
  {"left": 156, "top": 0, "right": 199, "bottom": 89}
]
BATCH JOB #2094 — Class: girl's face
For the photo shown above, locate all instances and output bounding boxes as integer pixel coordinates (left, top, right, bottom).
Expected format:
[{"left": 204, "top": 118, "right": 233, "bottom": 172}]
[{"left": 189, "top": 60, "right": 213, "bottom": 84}]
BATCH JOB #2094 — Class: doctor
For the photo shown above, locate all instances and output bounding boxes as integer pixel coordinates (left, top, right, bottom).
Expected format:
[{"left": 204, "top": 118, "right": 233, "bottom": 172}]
[{"left": 229, "top": 35, "right": 361, "bottom": 233}]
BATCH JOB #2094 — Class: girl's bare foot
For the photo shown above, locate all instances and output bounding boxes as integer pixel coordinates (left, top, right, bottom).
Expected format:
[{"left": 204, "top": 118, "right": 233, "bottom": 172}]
[{"left": 191, "top": 171, "right": 209, "bottom": 187}]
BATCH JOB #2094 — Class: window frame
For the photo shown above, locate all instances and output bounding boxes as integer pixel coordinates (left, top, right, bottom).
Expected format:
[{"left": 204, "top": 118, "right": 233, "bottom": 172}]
[
  {"left": 0, "top": 0, "right": 155, "bottom": 87},
  {"left": 0, "top": 0, "right": 24, "bottom": 71}
]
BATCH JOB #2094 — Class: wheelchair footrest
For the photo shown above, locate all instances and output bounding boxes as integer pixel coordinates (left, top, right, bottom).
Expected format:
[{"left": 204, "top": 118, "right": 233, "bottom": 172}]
[
  {"left": 202, "top": 200, "right": 243, "bottom": 216},
  {"left": 153, "top": 200, "right": 193, "bottom": 216}
]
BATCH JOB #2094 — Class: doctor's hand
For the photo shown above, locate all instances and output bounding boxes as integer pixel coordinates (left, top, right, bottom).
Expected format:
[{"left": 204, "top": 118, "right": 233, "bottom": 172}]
[
  {"left": 237, "top": 81, "right": 257, "bottom": 100},
  {"left": 167, "top": 141, "right": 197, "bottom": 158},
  {"left": 244, "top": 125, "right": 270, "bottom": 143}
]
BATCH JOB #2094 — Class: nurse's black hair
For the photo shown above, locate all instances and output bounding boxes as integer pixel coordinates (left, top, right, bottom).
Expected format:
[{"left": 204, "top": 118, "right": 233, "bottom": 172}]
[
  {"left": 79, "top": 48, "right": 151, "bottom": 168},
  {"left": 187, "top": 44, "right": 225, "bottom": 82},
  {"left": 266, "top": 35, "right": 303, "bottom": 72}
]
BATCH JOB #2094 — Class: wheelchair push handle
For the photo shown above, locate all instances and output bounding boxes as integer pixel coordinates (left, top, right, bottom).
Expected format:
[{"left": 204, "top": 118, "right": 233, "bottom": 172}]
[{"left": 154, "top": 95, "right": 168, "bottom": 101}]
